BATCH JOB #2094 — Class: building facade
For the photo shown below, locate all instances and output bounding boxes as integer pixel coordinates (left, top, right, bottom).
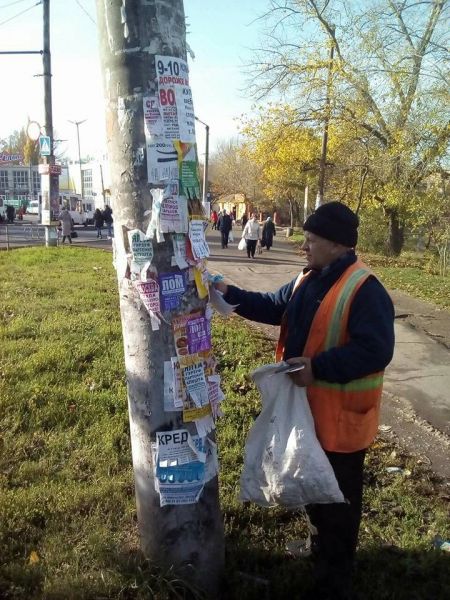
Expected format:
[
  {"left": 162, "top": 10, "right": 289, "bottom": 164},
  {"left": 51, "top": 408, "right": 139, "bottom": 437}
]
[
  {"left": 63, "top": 157, "right": 111, "bottom": 213},
  {"left": 0, "top": 163, "right": 41, "bottom": 215}
]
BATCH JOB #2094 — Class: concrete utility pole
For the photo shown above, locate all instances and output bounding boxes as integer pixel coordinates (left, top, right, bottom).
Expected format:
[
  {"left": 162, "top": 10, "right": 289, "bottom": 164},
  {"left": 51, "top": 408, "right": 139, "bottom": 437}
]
[
  {"left": 316, "top": 30, "right": 335, "bottom": 208},
  {"left": 195, "top": 116, "right": 210, "bottom": 213},
  {"left": 96, "top": 1, "right": 224, "bottom": 594},
  {"left": 42, "top": 0, "right": 58, "bottom": 245},
  {"left": 69, "top": 119, "right": 86, "bottom": 202}
]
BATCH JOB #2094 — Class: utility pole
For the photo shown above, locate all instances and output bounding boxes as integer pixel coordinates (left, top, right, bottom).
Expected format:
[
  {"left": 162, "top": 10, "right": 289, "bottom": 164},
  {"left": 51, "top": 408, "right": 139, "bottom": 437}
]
[
  {"left": 69, "top": 119, "right": 86, "bottom": 202},
  {"left": 195, "top": 116, "right": 210, "bottom": 214},
  {"left": 316, "top": 29, "right": 335, "bottom": 208},
  {"left": 41, "top": 0, "right": 58, "bottom": 245},
  {"left": 96, "top": 1, "right": 224, "bottom": 595}
]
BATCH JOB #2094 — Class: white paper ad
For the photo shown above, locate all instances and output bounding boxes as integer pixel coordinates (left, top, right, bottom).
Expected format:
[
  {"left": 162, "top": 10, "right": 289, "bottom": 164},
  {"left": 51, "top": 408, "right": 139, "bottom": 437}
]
[
  {"left": 156, "top": 55, "right": 196, "bottom": 143},
  {"left": 154, "top": 429, "right": 206, "bottom": 506},
  {"left": 189, "top": 220, "right": 210, "bottom": 260}
]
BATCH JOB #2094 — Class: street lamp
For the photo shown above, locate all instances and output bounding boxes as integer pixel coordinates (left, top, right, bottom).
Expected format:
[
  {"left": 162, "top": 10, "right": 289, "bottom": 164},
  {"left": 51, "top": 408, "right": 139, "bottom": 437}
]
[
  {"left": 195, "top": 116, "right": 210, "bottom": 212},
  {"left": 68, "top": 119, "right": 87, "bottom": 202}
]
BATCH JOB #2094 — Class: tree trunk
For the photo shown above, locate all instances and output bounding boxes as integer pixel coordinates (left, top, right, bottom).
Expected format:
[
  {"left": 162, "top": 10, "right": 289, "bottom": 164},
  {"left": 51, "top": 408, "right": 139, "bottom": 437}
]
[
  {"left": 388, "top": 209, "right": 404, "bottom": 256},
  {"left": 96, "top": 1, "right": 224, "bottom": 595}
]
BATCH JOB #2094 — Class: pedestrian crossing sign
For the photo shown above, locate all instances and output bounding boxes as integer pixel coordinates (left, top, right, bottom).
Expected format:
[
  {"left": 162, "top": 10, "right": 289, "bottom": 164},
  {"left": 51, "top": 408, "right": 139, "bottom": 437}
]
[{"left": 39, "top": 136, "right": 51, "bottom": 156}]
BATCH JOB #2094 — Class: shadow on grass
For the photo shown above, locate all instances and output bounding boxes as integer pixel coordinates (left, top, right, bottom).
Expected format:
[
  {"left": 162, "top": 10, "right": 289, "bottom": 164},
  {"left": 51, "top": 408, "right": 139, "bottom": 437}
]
[{"left": 220, "top": 539, "right": 450, "bottom": 600}]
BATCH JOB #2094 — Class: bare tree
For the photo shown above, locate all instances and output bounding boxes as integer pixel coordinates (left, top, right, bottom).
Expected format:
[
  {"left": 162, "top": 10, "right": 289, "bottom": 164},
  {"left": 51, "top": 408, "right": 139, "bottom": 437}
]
[{"left": 250, "top": 0, "right": 450, "bottom": 254}]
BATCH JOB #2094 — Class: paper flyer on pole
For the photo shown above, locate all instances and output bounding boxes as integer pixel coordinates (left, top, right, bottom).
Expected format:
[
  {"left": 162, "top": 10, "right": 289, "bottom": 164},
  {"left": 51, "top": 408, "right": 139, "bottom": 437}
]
[
  {"left": 128, "top": 229, "right": 154, "bottom": 265},
  {"left": 182, "top": 361, "right": 209, "bottom": 408},
  {"left": 153, "top": 429, "right": 206, "bottom": 506},
  {"left": 135, "top": 279, "right": 161, "bottom": 314},
  {"left": 146, "top": 141, "right": 179, "bottom": 184},
  {"left": 159, "top": 181, "right": 188, "bottom": 233},
  {"left": 159, "top": 271, "right": 188, "bottom": 311},
  {"left": 172, "top": 311, "right": 201, "bottom": 360},
  {"left": 155, "top": 55, "right": 196, "bottom": 143},
  {"left": 171, "top": 234, "right": 189, "bottom": 269},
  {"left": 187, "top": 315, "right": 211, "bottom": 354},
  {"left": 189, "top": 220, "right": 210, "bottom": 260}
]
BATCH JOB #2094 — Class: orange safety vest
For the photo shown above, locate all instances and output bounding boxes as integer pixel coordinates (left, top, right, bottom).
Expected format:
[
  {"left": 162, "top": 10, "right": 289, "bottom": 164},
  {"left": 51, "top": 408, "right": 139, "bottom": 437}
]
[{"left": 276, "top": 260, "right": 384, "bottom": 453}]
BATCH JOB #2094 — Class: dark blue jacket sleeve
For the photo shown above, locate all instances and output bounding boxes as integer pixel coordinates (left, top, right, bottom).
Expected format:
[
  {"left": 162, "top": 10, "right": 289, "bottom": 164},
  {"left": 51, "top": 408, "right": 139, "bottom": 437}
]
[
  {"left": 223, "top": 279, "right": 297, "bottom": 326},
  {"left": 311, "top": 277, "right": 395, "bottom": 383}
]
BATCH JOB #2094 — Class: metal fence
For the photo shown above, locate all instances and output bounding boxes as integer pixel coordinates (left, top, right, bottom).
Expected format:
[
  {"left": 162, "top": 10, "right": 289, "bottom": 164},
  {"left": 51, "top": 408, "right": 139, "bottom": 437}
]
[{"left": 0, "top": 224, "right": 47, "bottom": 250}]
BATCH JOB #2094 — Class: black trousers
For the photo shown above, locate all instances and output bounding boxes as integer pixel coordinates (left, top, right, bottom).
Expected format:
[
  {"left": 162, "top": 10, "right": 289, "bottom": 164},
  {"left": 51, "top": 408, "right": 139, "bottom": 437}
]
[
  {"left": 221, "top": 231, "right": 229, "bottom": 248},
  {"left": 246, "top": 239, "right": 257, "bottom": 257},
  {"left": 305, "top": 448, "right": 366, "bottom": 598}
]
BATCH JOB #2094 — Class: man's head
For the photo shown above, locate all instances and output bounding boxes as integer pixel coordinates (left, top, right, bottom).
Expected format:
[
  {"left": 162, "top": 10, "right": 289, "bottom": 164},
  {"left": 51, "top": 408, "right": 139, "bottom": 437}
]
[
  {"left": 223, "top": 209, "right": 227, "bottom": 214},
  {"left": 302, "top": 202, "right": 359, "bottom": 270}
]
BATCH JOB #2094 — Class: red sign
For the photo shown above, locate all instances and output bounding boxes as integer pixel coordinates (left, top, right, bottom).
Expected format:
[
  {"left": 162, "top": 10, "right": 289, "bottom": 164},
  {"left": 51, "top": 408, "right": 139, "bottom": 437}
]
[{"left": 39, "top": 163, "right": 62, "bottom": 175}]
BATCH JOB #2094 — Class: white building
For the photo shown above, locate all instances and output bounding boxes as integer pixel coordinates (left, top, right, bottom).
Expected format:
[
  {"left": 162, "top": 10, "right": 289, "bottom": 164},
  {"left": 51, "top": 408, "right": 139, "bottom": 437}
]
[
  {"left": 0, "top": 161, "right": 41, "bottom": 215},
  {"left": 63, "top": 156, "right": 111, "bottom": 213}
]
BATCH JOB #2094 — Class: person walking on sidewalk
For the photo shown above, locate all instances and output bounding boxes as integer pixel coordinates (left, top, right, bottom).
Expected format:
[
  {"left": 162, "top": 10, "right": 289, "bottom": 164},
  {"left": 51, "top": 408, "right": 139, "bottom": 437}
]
[
  {"left": 242, "top": 213, "right": 261, "bottom": 258},
  {"left": 103, "top": 205, "right": 113, "bottom": 238},
  {"left": 215, "top": 201, "right": 395, "bottom": 600},
  {"left": 211, "top": 209, "right": 218, "bottom": 230},
  {"left": 261, "top": 216, "right": 276, "bottom": 251},
  {"left": 217, "top": 209, "right": 233, "bottom": 249},
  {"left": 59, "top": 206, "right": 72, "bottom": 245},
  {"left": 94, "top": 208, "right": 104, "bottom": 239}
]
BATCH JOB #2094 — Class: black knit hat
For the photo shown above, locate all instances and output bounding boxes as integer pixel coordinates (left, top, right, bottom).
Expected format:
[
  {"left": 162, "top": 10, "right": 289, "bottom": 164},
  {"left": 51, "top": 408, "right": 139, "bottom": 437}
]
[{"left": 303, "top": 201, "right": 359, "bottom": 247}]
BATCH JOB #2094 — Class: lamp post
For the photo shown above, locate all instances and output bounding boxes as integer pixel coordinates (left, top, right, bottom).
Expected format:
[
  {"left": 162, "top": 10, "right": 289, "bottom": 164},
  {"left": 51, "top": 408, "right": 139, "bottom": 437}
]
[
  {"left": 194, "top": 116, "right": 210, "bottom": 213},
  {"left": 68, "top": 119, "right": 87, "bottom": 202}
]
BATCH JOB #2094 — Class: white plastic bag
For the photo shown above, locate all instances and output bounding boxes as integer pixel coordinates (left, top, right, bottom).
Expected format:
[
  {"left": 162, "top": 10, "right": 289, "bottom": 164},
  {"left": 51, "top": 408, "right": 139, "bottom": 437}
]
[
  {"left": 238, "top": 237, "right": 246, "bottom": 251},
  {"left": 240, "top": 363, "right": 345, "bottom": 507},
  {"left": 229, "top": 231, "right": 234, "bottom": 242}
]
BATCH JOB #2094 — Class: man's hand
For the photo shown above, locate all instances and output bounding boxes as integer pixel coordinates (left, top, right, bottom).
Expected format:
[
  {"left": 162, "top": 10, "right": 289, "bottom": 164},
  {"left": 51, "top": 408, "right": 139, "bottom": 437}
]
[
  {"left": 214, "top": 281, "right": 228, "bottom": 294},
  {"left": 286, "top": 357, "right": 314, "bottom": 387}
]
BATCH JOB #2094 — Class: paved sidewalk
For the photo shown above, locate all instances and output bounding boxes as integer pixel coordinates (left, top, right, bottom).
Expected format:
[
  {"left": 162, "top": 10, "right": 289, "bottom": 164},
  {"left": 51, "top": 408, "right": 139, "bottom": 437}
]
[{"left": 206, "top": 228, "right": 450, "bottom": 481}]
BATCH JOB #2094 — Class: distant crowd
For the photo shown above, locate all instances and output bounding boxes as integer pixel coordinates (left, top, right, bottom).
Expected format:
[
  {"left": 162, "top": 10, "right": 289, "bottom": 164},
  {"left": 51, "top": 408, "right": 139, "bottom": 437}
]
[{"left": 210, "top": 208, "right": 276, "bottom": 258}]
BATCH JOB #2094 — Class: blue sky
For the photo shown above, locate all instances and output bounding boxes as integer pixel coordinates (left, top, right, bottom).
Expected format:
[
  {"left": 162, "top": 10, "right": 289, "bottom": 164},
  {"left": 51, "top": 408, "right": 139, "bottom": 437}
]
[{"left": 0, "top": 0, "right": 269, "bottom": 161}]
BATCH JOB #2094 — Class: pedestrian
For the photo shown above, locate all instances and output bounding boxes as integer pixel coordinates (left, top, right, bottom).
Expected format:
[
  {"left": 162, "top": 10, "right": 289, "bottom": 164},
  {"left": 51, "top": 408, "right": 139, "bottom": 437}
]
[
  {"left": 94, "top": 208, "right": 104, "bottom": 239},
  {"left": 102, "top": 205, "right": 113, "bottom": 238},
  {"left": 217, "top": 209, "right": 233, "bottom": 249},
  {"left": 214, "top": 201, "right": 395, "bottom": 600},
  {"left": 261, "top": 216, "right": 276, "bottom": 251},
  {"left": 59, "top": 205, "right": 72, "bottom": 245},
  {"left": 211, "top": 209, "right": 218, "bottom": 230},
  {"left": 241, "top": 212, "right": 248, "bottom": 230},
  {"left": 6, "top": 205, "right": 15, "bottom": 224},
  {"left": 242, "top": 213, "right": 260, "bottom": 259}
]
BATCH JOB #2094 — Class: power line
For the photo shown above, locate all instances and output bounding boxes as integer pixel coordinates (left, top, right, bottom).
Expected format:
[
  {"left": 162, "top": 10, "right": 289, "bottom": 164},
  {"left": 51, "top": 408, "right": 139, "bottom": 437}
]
[
  {"left": 0, "top": 0, "right": 33, "bottom": 10},
  {"left": 0, "top": 0, "right": 41, "bottom": 27},
  {"left": 75, "top": 0, "right": 95, "bottom": 25}
]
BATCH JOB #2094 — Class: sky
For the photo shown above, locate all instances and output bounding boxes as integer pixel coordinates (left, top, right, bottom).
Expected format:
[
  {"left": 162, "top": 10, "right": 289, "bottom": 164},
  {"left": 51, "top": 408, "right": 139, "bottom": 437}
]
[{"left": 0, "top": 0, "right": 270, "bottom": 163}]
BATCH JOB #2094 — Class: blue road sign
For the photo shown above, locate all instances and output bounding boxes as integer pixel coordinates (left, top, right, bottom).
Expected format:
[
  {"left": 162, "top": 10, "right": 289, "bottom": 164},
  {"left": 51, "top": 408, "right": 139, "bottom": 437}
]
[{"left": 39, "top": 136, "right": 51, "bottom": 156}]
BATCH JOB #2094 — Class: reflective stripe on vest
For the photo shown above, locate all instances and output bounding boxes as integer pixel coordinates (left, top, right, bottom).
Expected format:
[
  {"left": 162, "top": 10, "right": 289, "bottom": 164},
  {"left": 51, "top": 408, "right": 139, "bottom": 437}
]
[{"left": 276, "top": 260, "right": 384, "bottom": 452}]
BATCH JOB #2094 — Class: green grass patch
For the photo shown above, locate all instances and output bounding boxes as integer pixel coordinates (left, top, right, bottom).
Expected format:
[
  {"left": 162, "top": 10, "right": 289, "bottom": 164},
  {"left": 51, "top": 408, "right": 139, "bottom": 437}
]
[
  {"left": 360, "top": 252, "right": 450, "bottom": 310},
  {"left": 0, "top": 247, "right": 449, "bottom": 599}
]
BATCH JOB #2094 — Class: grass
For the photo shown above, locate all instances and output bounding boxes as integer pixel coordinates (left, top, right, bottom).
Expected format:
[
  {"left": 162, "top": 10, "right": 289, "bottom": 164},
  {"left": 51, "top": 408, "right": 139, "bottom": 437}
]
[{"left": 0, "top": 247, "right": 449, "bottom": 599}]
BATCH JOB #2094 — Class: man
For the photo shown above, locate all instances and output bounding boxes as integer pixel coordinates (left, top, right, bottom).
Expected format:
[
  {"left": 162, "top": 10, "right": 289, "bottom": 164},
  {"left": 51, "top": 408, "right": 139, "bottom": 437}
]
[
  {"left": 217, "top": 208, "right": 233, "bottom": 249},
  {"left": 215, "top": 202, "right": 395, "bottom": 600},
  {"left": 103, "top": 205, "right": 113, "bottom": 238}
]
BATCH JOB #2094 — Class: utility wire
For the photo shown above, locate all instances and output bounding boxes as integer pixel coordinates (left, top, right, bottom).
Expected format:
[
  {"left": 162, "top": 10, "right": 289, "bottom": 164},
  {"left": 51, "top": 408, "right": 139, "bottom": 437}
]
[
  {"left": 0, "top": 0, "right": 33, "bottom": 10},
  {"left": 75, "top": 0, "right": 96, "bottom": 25},
  {"left": 0, "top": 0, "right": 41, "bottom": 27}
]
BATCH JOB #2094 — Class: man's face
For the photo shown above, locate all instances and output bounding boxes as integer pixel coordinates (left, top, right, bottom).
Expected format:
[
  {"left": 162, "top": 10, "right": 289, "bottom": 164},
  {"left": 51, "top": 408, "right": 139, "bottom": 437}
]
[{"left": 302, "top": 231, "right": 343, "bottom": 270}]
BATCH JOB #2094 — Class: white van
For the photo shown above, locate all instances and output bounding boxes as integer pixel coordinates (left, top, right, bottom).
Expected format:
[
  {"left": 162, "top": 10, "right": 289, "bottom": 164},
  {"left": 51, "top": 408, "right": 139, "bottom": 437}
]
[
  {"left": 59, "top": 194, "right": 87, "bottom": 226},
  {"left": 28, "top": 200, "right": 40, "bottom": 214}
]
